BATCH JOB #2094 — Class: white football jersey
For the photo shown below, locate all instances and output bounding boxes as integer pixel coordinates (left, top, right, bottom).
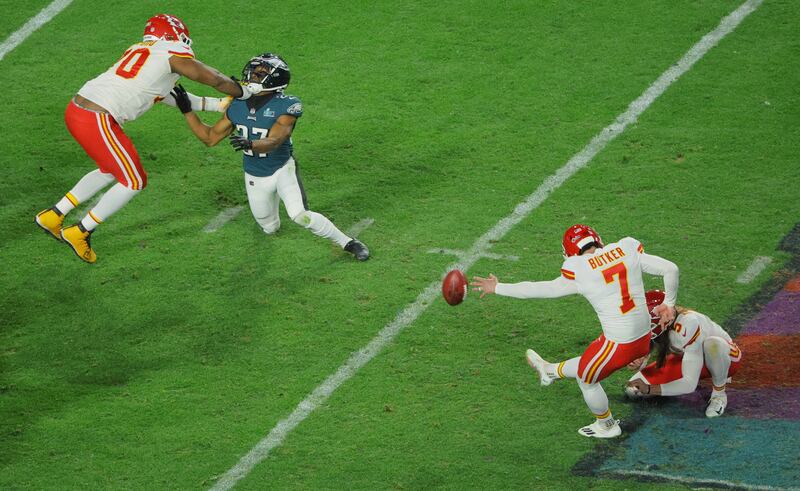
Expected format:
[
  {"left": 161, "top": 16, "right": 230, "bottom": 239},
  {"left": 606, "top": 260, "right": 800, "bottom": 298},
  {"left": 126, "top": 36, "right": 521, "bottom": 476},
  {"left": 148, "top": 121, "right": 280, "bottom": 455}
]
[
  {"left": 668, "top": 310, "right": 733, "bottom": 355},
  {"left": 78, "top": 39, "right": 194, "bottom": 124},
  {"left": 560, "top": 237, "right": 650, "bottom": 343}
]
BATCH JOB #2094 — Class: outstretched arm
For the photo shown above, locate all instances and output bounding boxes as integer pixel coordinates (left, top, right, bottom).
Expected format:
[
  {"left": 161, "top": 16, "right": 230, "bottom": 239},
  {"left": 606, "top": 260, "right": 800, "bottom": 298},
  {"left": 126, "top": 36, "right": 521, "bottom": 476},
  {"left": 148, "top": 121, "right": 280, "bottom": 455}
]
[
  {"left": 169, "top": 56, "right": 244, "bottom": 98},
  {"left": 471, "top": 275, "right": 578, "bottom": 299},
  {"left": 172, "top": 84, "right": 234, "bottom": 146},
  {"left": 185, "top": 113, "right": 233, "bottom": 147}
]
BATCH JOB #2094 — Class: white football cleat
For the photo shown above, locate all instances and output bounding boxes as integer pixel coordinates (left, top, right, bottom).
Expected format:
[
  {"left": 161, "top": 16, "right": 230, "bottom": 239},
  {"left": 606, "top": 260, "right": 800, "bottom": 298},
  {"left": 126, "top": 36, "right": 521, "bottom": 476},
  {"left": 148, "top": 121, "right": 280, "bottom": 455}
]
[
  {"left": 525, "top": 349, "right": 553, "bottom": 386},
  {"left": 578, "top": 419, "right": 622, "bottom": 439},
  {"left": 706, "top": 394, "right": 728, "bottom": 418}
]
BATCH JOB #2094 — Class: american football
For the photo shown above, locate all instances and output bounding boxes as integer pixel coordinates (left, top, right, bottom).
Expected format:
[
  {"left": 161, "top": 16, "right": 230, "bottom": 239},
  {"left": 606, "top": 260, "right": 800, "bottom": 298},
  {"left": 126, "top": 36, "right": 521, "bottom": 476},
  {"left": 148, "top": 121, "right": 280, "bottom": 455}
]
[{"left": 442, "top": 269, "right": 468, "bottom": 306}]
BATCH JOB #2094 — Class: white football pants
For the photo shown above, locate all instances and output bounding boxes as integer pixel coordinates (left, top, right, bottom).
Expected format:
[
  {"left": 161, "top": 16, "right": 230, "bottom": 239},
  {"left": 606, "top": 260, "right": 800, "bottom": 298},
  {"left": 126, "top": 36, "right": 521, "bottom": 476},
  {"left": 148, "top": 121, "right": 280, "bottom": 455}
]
[{"left": 244, "top": 158, "right": 351, "bottom": 247}]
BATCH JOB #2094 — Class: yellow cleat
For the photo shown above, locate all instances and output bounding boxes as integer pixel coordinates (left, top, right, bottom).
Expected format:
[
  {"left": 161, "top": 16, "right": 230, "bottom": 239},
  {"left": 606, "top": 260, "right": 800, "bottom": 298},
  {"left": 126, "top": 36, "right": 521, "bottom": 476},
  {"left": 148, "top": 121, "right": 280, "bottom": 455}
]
[
  {"left": 35, "top": 208, "right": 64, "bottom": 241},
  {"left": 60, "top": 225, "right": 97, "bottom": 264}
]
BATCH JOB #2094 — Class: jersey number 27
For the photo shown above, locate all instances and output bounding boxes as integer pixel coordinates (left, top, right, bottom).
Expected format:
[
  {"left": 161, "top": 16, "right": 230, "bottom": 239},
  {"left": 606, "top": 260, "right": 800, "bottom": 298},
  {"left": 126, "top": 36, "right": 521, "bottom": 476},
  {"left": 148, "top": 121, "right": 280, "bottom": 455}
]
[{"left": 235, "top": 124, "right": 269, "bottom": 157}]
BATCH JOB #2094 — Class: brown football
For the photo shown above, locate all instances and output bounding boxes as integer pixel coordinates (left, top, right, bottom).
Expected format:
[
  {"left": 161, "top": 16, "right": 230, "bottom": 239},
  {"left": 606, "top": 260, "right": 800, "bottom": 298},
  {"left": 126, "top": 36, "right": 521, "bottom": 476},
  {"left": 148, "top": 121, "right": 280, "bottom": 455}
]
[{"left": 442, "top": 269, "right": 468, "bottom": 306}]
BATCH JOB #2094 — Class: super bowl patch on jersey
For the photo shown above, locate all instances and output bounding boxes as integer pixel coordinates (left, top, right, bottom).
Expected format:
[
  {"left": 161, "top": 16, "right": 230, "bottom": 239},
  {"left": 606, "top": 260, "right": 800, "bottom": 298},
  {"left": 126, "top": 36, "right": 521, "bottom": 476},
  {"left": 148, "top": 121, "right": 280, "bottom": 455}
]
[{"left": 287, "top": 103, "right": 302, "bottom": 115}]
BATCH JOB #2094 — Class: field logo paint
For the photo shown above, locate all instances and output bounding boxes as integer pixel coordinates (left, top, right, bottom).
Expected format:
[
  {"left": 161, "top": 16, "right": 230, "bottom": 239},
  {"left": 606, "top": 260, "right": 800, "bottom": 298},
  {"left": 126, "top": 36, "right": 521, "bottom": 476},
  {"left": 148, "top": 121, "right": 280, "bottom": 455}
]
[
  {"left": 577, "top": 224, "right": 800, "bottom": 490},
  {"left": 210, "top": 0, "right": 764, "bottom": 488}
]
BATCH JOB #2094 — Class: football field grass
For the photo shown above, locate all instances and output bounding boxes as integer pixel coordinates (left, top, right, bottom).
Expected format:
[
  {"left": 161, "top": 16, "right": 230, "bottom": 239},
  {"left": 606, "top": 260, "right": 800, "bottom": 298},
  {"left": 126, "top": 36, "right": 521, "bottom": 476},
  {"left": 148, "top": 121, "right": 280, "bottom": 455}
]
[{"left": 1, "top": 0, "right": 798, "bottom": 489}]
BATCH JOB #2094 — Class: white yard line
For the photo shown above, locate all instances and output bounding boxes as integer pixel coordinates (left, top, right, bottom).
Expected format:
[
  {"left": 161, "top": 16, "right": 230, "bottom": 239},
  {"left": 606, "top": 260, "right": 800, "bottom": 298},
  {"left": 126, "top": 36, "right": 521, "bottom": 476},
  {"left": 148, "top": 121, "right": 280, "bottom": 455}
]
[
  {"left": 0, "top": 0, "right": 73, "bottom": 62},
  {"left": 736, "top": 256, "right": 772, "bottom": 284},
  {"left": 203, "top": 206, "right": 244, "bottom": 233},
  {"left": 427, "top": 248, "right": 520, "bottom": 262},
  {"left": 346, "top": 217, "right": 374, "bottom": 237},
  {"left": 609, "top": 470, "right": 799, "bottom": 491},
  {"left": 210, "top": 1, "right": 763, "bottom": 488}
]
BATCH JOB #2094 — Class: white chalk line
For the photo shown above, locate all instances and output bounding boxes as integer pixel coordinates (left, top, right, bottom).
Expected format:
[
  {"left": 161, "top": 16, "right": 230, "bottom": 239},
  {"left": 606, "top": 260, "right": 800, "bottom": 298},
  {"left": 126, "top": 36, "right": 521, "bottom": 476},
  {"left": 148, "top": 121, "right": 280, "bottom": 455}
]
[
  {"left": 608, "top": 469, "right": 800, "bottom": 491},
  {"left": 210, "top": 1, "right": 763, "bottom": 488},
  {"left": 346, "top": 217, "right": 374, "bottom": 237},
  {"left": 0, "top": 0, "right": 73, "bottom": 62},
  {"left": 427, "top": 247, "right": 520, "bottom": 262},
  {"left": 203, "top": 206, "right": 244, "bottom": 233},
  {"left": 736, "top": 256, "right": 772, "bottom": 284}
]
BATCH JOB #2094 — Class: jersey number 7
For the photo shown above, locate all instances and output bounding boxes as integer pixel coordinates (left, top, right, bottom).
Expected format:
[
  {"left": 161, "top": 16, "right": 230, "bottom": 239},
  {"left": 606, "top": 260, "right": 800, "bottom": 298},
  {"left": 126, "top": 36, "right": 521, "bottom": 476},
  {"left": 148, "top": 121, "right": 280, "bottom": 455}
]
[{"left": 602, "top": 263, "right": 636, "bottom": 314}]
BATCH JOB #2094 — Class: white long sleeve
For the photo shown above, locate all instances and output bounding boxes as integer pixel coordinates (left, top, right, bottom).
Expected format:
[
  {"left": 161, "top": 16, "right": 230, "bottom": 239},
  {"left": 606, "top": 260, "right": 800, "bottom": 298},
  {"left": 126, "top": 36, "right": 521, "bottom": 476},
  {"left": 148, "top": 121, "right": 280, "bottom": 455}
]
[
  {"left": 640, "top": 253, "right": 679, "bottom": 306},
  {"left": 161, "top": 92, "right": 231, "bottom": 112},
  {"left": 495, "top": 276, "right": 579, "bottom": 299},
  {"left": 659, "top": 349, "right": 703, "bottom": 396}
]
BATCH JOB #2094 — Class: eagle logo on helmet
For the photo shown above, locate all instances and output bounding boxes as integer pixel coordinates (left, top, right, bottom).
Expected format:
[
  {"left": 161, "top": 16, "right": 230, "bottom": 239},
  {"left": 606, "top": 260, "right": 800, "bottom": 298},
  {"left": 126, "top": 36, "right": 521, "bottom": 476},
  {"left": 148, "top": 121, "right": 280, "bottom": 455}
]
[{"left": 242, "top": 53, "right": 291, "bottom": 93}]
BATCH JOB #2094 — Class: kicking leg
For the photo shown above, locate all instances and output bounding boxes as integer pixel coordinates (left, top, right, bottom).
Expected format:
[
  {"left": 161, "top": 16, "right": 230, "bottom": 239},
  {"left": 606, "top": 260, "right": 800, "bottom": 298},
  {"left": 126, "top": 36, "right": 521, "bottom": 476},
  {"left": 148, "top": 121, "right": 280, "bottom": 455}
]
[{"left": 526, "top": 349, "right": 579, "bottom": 386}]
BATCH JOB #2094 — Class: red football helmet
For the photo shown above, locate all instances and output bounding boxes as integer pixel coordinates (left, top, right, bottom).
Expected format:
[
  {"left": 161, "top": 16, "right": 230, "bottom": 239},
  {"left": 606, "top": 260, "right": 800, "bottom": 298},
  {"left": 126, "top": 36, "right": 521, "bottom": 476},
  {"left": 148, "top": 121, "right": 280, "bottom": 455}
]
[
  {"left": 561, "top": 224, "right": 603, "bottom": 258},
  {"left": 143, "top": 14, "right": 191, "bottom": 46},
  {"left": 646, "top": 289, "right": 666, "bottom": 338}
]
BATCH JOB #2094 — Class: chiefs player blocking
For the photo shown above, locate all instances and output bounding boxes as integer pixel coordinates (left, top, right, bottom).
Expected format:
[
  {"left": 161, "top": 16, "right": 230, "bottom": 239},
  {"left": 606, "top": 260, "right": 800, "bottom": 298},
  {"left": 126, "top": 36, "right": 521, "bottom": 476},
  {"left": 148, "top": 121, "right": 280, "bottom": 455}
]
[
  {"left": 625, "top": 290, "right": 743, "bottom": 418},
  {"left": 470, "top": 224, "right": 679, "bottom": 438},
  {"left": 34, "top": 14, "right": 261, "bottom": 263}
]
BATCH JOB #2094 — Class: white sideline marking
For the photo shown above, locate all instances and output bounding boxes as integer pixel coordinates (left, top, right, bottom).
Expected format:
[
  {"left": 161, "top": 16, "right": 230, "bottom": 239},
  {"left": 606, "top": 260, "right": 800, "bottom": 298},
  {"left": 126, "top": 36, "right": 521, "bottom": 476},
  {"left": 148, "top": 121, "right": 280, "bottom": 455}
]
[
  {"left": 346, "top": 217, "right": 374, "bottom": 237},
  {"left": 210, "top": 1, "right": 763, "bottom": 488},
  {"left": 736, "top": 256, "right": 772, "bottom": 284},
  {"left": 0, "top": 0, "right": 73, "bottom": 62},
  {"left": 427, "top": 247, "right": 520, "bottom": 262},
  {"left": 609, "top": 470, "right": 800, "bottom": 491},
  {"left": 203, "top": 206, "right": 244, "bottom": 233}
]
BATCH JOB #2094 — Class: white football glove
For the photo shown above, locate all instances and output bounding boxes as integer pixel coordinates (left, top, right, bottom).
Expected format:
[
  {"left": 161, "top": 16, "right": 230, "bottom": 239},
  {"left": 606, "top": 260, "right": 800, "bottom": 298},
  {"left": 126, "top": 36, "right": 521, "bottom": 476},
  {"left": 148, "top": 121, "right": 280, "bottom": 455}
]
[{"left": 237, "top": 82, "right": 264, "bottom": 100}]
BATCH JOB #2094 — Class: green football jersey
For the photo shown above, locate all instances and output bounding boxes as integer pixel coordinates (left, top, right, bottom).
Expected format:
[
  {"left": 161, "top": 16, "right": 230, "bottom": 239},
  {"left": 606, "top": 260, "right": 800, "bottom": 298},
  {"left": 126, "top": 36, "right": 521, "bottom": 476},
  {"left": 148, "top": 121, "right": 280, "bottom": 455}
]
[{"left": 226, "top": 93, "right": 303, "bottom": 177}]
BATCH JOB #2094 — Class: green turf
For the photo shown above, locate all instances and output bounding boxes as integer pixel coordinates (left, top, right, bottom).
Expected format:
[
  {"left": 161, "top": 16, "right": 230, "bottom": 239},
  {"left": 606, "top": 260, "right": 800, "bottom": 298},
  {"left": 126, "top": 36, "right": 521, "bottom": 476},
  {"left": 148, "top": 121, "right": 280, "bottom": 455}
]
[{"left": 1, "top": 0, "right": 797, "bottom": 489}]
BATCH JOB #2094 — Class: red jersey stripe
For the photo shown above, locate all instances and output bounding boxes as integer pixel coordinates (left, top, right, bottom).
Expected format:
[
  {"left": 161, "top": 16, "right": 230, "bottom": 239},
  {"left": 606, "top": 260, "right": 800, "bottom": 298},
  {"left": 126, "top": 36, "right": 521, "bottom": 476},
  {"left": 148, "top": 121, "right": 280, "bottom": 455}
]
[
  {"left": 683, "top": 327, "right": 702, "bottom": 348},
  {"left": 168, "top": 51, "right": 194, "bottom": 58}
]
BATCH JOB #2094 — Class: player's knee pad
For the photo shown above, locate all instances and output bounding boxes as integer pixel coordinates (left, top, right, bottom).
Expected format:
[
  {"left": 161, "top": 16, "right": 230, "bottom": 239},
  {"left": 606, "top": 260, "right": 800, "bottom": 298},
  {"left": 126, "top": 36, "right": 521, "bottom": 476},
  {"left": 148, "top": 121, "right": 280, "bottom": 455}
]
[
  {"left": 703, "top": 336, "right": 727, "bottom": 359},
  {"left": 255, "top": 216, "right": 280, "bottom": 234},
  {"left": 291, "top": 210, "right": 313, "bottom": 228}
]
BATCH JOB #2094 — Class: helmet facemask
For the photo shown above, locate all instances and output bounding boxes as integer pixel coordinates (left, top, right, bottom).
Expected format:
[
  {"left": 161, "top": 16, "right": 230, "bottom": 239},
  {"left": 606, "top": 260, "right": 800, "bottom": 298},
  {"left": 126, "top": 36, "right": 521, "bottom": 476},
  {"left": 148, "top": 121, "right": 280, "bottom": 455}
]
[{"left": 242, "top": 54, "right": 290, "bottom": 93}]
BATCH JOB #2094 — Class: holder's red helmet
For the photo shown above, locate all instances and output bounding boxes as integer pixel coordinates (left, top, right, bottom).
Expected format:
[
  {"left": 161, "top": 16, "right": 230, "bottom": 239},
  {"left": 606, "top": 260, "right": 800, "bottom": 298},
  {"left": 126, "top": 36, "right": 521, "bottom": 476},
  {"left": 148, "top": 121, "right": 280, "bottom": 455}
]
[
  {"left": 143, "top": 14, "right": 191, "bottom": 46},
  {"left": 646, "top": 289, "right": 667, "bottom": 338},
  {"left": 562, "top": 224, "right": 603, "bottom": 258}
]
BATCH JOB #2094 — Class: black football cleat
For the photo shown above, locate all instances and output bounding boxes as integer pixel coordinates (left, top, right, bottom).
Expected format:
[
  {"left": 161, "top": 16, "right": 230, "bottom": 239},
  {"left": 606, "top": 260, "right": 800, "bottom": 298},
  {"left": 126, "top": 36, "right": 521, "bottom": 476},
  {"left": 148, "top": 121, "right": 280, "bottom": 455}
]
[{"left": 344, "top": 239, "right": 369, "bottom": 261}]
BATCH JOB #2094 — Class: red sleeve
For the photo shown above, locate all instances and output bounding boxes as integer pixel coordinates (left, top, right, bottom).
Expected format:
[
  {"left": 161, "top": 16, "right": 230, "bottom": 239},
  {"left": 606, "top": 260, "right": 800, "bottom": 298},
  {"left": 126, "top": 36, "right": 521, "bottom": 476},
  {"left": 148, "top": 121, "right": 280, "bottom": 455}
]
[{"left": 560, "top": 268, "right": 575, "bottom": 280}]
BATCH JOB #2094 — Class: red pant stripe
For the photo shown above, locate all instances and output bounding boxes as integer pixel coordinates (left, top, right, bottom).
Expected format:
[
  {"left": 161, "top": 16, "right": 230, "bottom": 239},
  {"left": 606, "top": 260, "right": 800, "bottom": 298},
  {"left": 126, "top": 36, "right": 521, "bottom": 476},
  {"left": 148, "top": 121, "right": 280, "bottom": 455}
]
[
  {"left": 586, "top": 340, "right": 615, "bottom": 383},
  {"left": 97, "top": 113, "right": 139, "bottom": 189}
]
